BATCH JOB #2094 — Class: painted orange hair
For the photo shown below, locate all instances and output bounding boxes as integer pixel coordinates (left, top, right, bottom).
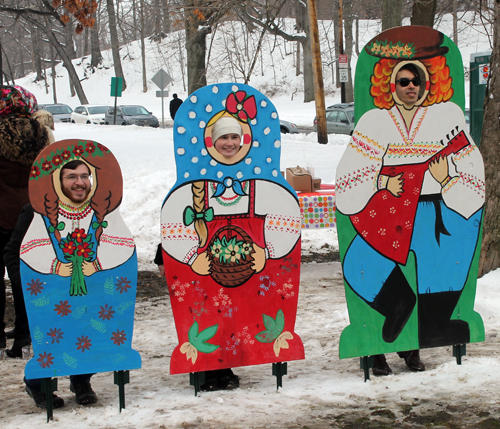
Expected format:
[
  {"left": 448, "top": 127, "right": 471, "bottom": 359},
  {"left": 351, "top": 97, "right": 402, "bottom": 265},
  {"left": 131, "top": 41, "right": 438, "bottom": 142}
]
[{"left": 370, "top": 56, "right": 453, "bottom": 110}]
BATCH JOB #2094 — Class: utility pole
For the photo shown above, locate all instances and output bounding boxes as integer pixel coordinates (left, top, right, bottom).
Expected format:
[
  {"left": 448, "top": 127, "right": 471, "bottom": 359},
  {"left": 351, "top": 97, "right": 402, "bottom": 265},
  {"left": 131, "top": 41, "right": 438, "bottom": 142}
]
[
  {"left": 307, "top": 0, "right": 328, "bottom": 144},
  {"left": 339, "top": 0, "right": 346, "bottom": 103}
]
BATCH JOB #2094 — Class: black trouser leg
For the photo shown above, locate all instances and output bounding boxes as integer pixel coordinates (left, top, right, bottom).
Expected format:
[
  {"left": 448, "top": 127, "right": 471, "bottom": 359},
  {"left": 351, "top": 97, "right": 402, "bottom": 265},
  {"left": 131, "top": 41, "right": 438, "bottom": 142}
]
[
  {"left": 418, "top": 291, "right": 470, "bottom": 348},
  {"left": 370, "top": 265, "right": 416, "bottom": 343}
]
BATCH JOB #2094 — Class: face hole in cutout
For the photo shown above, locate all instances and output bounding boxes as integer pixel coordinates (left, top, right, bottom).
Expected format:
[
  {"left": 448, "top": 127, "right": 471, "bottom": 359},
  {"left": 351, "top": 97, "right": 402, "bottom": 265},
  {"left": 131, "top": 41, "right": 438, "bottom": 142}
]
[
  {"left": 392, "top": 61, "right": 429, "bottom": 106},
  {"left": 204, "top": 113, "right": 252, "bottom": 166}
]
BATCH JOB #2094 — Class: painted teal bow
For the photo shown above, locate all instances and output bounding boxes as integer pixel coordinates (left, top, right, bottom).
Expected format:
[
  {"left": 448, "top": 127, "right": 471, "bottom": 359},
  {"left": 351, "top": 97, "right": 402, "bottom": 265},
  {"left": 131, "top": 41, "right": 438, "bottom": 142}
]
[
  {"left": 92, "top": 221, "right": 108, "bottom": 229},
  {"left": 213, "top": 177, "right": 246, "bottom": 197},
  {"left": 183, "top": 206, "right": 214, "bottom": 226},
  {"left": 49, "top": 222, "right": 65, "bottom": 233}
]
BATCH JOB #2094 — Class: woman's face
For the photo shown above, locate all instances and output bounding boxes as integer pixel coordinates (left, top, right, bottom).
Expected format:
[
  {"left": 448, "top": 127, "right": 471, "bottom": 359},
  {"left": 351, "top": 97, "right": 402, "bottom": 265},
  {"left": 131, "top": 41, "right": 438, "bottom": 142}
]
[{"left": 214, "top": 133, "right": 241, "bottom": 159}]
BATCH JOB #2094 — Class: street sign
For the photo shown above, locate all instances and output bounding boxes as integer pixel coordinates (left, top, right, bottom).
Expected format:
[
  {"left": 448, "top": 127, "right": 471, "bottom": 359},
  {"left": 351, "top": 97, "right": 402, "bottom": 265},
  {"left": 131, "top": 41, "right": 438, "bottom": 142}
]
[
  {"left": 479, "top": 64, "right": 490, "bottom": 84},
  {"left": 110, "top": 77, "right": 123, "bottom": 97},
  {"left": 152, "top": 69, "right": 172, "bottom": 90},
  {"left": 339, "top": 69, "right": 349, "bottom": 83},
  {"left": 339, "top": 54, "right": 348, "bottom": 69},
  {"left": 156, "top": 90, "right": 169, "bottom": 97}
]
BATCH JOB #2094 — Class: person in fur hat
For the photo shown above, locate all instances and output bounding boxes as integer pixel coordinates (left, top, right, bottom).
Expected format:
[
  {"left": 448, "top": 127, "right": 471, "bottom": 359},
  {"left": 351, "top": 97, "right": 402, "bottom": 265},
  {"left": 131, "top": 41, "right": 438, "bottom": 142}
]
[{"left": 0, "top": 85, "right": 51, "bottom": 351}]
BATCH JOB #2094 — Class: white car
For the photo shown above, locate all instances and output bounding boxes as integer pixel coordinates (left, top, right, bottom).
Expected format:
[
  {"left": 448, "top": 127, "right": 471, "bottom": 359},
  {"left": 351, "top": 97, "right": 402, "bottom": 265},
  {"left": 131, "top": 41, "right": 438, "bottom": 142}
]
[{"left": 71, "top": 105, "right": 109, "bottom": 124}]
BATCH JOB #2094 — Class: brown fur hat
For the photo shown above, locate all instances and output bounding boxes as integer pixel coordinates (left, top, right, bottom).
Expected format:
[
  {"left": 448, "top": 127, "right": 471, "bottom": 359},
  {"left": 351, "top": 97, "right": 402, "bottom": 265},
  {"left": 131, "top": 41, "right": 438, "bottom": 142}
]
[{"left": 0, "top": 116, "right": 50, "bottom": 165}]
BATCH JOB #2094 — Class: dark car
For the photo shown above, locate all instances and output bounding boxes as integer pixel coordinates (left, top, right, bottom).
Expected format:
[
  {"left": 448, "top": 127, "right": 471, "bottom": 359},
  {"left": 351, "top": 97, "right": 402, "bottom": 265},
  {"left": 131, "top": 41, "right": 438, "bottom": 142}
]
[
  {"left": 38, "top": 103, "right": 73, "bottom": 123},
  {"left": 105, "top": 105, "right": 159, "bottom": 127},
  {"left": 313, "top": 103, "right": 355, "bottom": 135}
]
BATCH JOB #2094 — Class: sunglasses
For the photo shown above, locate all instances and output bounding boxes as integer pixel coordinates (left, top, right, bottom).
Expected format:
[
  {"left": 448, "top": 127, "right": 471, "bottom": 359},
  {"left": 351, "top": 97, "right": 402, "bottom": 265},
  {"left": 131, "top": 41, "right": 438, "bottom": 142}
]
[{"left": 396, "top": 77, "right": 422, "bottom": 87}]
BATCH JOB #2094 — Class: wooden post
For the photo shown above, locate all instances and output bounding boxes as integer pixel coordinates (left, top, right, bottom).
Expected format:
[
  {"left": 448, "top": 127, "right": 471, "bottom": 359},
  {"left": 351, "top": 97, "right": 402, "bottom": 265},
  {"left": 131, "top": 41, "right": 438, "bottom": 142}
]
[
  {"left": 307, "top": 0, "right": 328, "bottom": 144},
  {"left": 339, "top": 0, "right": 346, "bottom": 103}
]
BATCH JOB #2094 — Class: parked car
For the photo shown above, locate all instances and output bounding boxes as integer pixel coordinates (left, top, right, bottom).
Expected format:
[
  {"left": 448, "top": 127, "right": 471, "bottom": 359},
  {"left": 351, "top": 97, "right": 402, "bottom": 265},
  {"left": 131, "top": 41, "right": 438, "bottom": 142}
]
[
  {"left": 105, "top": 105, "right": 159, "bottom": 127},
  {"left": 280, "top": 119, "right": 299, "bottom": 134},
  {"left": 71, "top": 105, "right": 109, "bottom": 124},
  {"left": 313, "top": 103, "right": 355, "bottom": 135},
  {"left": 38, "top": 103, "right": 73, "bottom": 123}
]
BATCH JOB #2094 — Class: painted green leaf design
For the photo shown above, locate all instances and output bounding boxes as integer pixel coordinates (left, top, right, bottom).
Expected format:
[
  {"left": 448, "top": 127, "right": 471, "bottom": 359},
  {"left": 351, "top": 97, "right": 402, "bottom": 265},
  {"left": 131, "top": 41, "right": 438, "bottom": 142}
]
[
  {"left": 188, "top": 320, "right": 199, "bottom": 343},
  {"left": 187, "top": 321, "right": 220, "bottom": 354},
  {"left": 255, "top": 309, "right": 285, "bottom": 343},
  {"left": 195, "top": 324, "right": 218, "bottom": 343},
  {"left": 72, "top": 305, "right": 87, "bottom": 319},
  {"left": 117, "top": 300, "right": 133, "bottom": 314},
  {"left": 90, "top": 318, "right": 106, "bottom": 333},
  {"left": 34, "top": 326, "right": 44, "bottom": 345},
  {"left": 275, "top": 309, "right": 285, "bottom": 333},
  {"left": 104, "top": 277, "right": 114, "bottom": 295},
  {"left": 31, "top": 296, "right": 49, "bottom": 307},
  {"left": 63, "top": 353, "right": 78, "bottom": 369},
  {"left": 263, "top": 313, "right": 277, "bottom": 331},
  {"left": 113, "top": 354, "right": 126, "bottom": 364}
]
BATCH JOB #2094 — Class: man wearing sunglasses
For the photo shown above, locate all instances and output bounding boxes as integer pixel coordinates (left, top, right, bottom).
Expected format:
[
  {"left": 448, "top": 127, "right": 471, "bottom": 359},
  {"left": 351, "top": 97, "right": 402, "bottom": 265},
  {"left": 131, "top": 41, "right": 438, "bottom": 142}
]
[
  {"left": 336, "top": 26, "right": 484, "bottom": 378},
  {"left": 395, "top": 66, "right": 422, "bottom": 106}
]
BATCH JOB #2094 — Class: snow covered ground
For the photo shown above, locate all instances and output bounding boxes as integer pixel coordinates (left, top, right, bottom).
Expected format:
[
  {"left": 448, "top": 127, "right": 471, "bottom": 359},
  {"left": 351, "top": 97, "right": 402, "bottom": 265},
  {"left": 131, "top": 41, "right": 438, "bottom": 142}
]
[{"left": 1, "top": 13, "right": 499, "bottom": 428}]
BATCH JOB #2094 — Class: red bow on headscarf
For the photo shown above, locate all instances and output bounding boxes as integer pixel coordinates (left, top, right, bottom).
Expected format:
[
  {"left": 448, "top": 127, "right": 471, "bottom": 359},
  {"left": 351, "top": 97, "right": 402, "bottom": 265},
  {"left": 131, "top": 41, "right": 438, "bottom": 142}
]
[{"left": 226, "top": 91, "right": 257, "bottom": 122}]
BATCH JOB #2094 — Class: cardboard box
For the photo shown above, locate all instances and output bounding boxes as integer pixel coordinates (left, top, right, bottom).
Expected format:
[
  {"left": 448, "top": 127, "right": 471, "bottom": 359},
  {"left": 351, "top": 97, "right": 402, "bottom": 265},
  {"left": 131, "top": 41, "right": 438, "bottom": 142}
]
[{"left": 286, "top": 167, "right": 314, "bottom": 193}]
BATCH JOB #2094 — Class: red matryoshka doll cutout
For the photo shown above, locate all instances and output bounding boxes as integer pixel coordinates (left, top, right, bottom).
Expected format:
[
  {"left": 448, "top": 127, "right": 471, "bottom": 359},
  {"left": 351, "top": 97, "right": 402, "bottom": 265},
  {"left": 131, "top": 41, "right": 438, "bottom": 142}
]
[
  {"left": 335, "top": 26, "right": 485, "bottom": 359},
  {"left": 20, "top": 139, "right": 141, "bottom": 379},
  {"left": 161, "top": 83, "right": 305, "bottom": 375}
]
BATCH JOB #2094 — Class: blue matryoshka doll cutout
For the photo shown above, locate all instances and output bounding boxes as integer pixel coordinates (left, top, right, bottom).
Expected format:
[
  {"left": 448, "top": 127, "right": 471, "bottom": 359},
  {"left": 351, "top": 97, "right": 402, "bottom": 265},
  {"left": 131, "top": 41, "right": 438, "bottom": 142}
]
[
  {"left": 161, "top": 83, "right": 305, "bottom": 374},
  {"left": 21, "top": 139, "right": 141, "bottom": 379},
  {"left": 335, "top": 26, "right": 485, "bottom": 359}
]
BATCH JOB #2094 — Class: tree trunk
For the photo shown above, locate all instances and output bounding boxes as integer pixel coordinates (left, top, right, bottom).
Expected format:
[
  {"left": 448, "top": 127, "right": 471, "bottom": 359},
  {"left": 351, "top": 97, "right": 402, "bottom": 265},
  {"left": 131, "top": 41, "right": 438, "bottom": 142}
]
[
  {"left": 300, "top": 2, "right": 314, "bottom": 102},
  {"left": 107, "top": 0, "right": 127, "bottom": 91},
  {"left": 90, "top": 10, "right": 103, "bottom": 68},
  {"left": 343, "top": 0, "right": 354, "bottom": 103},
  {"left": 44, "top": 21, "right": 88, "bottom": 104},
  {"left": 410, "top": 0, "right": 437, "bottom": 27},
  {"left": 140, "top": 0, "right": 147, "bottom": 93},
  {"left": 478, "top": 0, "right": 500, "bottom": 277},
  {"left": 31, "top": 25, "right": 44, "bottom": 82},
  {"left": 185, "top": 7, "right": 210, "bottom": 94},
  {"left": 333, "top": 0, "right": 340, "bottom": 88},
  {"left": 50, "top": 43, "right": 58, "bottom": 103},
  {"left": 382, "top": 0, "right": 402, "bottom": 30}
]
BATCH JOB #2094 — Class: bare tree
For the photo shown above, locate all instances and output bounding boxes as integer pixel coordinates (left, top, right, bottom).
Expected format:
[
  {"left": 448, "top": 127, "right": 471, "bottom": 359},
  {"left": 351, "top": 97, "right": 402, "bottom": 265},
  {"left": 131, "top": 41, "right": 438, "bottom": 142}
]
[
  {"left": 106, "top": 0, "right": 127, "bottom": 90},
  {"left": 240, "top": 0, "right": 315, "bottom": 102},
  {"left": 411, "top": 0, "right": 438, "bottom": 26},
  {"left": 183, "top": 0, "right": 241, "bottom": 94},
  {"left": 382, "top": 0, "right": 402, "bottom": 30},
  {"left": 478, "top": 0, "right": 498, "bottom": 277}
]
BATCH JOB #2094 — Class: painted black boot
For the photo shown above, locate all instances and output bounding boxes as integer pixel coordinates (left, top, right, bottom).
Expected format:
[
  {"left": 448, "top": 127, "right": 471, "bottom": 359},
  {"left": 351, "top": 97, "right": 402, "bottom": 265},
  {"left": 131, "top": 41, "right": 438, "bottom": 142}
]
[
  {"left": 370, "top": 266, "right": 416, "bottom": 343},
  {"left": 418, "top": 291, "right": 470, "bottom": 348}
]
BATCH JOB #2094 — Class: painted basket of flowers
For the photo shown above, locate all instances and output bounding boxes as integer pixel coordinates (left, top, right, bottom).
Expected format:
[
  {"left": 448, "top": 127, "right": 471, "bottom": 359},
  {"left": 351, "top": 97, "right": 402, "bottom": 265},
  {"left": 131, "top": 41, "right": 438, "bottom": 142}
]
[{"left": 207, "top": 225, "right": 255, "bottom": 288}]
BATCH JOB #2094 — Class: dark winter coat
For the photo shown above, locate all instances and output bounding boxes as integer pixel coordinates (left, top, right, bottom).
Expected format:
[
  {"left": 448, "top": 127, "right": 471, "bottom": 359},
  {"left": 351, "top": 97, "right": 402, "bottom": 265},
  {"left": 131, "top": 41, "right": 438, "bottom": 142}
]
[
  {"left": 0, "top": 116, "right": 50, "bottom": 231},
  {"left": 169, "top": 97, "right": 183, "bottom": 120}
]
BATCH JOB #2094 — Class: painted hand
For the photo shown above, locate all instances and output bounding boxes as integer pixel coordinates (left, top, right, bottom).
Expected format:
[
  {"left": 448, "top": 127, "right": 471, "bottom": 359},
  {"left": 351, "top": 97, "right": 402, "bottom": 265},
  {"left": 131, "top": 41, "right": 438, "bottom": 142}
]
[
  {"left": 387, "top": 173, "right": 405, "bottom": 197},
  {"left": 429, "top": 154, "right": 449, "bottom": 184},
  {"left": 251, "top": 244, "right": 266, "bottom": 273},
  {"left": 191, "top": 251, "right": 211, "bottom": 275},
  {"left": 58, "top": 262, "right": 73, "bottom": 277},
  {"left": 82, "top": 260, "right": 97, "bottom": 276}
]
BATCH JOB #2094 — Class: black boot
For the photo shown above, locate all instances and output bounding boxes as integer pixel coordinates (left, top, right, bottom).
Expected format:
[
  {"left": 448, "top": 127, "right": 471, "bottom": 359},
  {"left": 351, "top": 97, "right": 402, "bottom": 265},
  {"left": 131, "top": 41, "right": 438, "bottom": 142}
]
[
  {"left": 372, "top": 354, "right": 392, "bottom": 376},
  {"left": 370, "top": 266, "right": 416, "bottom": 343},
  {"left": 397, "top": 350, "right": 425, "bottom": 371},
  {"left": 6, "top": 337, "right": 31, "bottom": 358},
  {"left": 418, "top": 291, "right": 470, "bottom": 348}
]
